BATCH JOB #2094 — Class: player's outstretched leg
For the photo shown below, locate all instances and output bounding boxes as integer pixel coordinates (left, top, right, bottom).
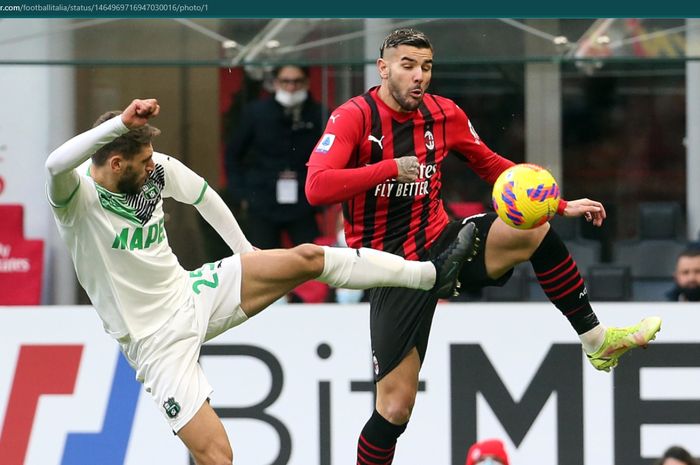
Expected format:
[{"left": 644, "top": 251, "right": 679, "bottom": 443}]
[
  {"left": 317, "top": 246, "right": 435, "bottom": 290},
  {"left": 527, "top": 225, "right": 662, "bottom": 370},
  {"left": 586, "top": 316, "right": 662, "bottom": 372},
  {"left": 241, "top": 241, "right": 472, "bottom": 317},
  {"left": 431, "top": 221, "right": 480, "bottom": 298}
]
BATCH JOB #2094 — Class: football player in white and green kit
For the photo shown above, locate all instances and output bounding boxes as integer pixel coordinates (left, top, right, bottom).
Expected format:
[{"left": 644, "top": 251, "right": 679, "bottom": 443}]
[{"left": 45, "top": 98, "right": 478, "bottom": 465}]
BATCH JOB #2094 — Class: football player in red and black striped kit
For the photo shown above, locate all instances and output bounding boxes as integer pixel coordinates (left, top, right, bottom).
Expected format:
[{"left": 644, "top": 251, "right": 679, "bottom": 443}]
[{"left": 305, "top": 28, "right": 661, "bottom": 465}]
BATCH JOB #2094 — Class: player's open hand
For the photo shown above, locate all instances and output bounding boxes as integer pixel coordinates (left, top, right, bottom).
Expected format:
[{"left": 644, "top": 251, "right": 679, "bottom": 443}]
[
  {"left": 121, "top": 98, "right": 160, "bottom": 129},
  {"left": 395, "top": 156, "right": 420, "bottom": 183},
  {"left": 563, "top": 198, "right": 607, "bottom": 227}
]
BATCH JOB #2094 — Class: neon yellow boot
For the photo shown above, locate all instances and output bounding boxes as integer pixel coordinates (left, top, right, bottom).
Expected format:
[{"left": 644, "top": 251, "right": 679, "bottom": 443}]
[{"left": 586, "top": 316, "right": 662, "bottom": 372}]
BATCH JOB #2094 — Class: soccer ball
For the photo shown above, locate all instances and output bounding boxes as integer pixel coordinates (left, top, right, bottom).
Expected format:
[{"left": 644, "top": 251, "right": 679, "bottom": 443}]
[{"left": 491, "top": 163, "right": 560, "bottom": 230}]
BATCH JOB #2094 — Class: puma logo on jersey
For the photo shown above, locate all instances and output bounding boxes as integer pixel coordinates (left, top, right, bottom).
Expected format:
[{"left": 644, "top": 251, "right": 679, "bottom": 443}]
[
  {"left": 329, "top": 113, "right": 341, "bottom": 123},
  {"left": 368, "top": 135, "right": 384, "bottom": 150}
]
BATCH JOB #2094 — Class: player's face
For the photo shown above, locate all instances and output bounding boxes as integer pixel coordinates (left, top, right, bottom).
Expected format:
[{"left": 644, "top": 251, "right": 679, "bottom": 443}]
[
  {"left": 117, "top": 144, "right": 154, "bottom": 195},
  {"left": 381, "top": 45, "right": 433, "bottom": 112},
  {"left": 675, "top": 256, "right": 700, "bottom": 288}
]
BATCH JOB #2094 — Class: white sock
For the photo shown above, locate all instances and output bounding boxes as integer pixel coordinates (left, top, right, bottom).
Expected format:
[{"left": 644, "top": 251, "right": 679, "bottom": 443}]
[
  {"left": 580, "top": 324, "right": 607, "bottom": 354},
  {"left": 317, "top": 246, "right": 435, "bottom": 290}
]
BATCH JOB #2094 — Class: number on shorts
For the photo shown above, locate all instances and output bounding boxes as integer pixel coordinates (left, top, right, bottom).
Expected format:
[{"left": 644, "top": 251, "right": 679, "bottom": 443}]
[{"left": 189, "top": 262, "right": 219, "bottom": 294}]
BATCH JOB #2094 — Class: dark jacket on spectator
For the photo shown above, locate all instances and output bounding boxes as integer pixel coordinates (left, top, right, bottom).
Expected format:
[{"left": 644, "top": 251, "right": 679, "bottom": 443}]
[{"left": 225, "top": 96, "right": 325, "bottom": 221}]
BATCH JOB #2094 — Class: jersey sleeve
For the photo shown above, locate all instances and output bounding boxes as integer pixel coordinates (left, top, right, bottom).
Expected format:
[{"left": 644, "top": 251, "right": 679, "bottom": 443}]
[
  {"left": 47, "top": 167, "right": 94, "bottom": 227},
  {"left": 157, "top": 153, "right": 209, "bottom": 205},
  {"left": 305, "top": 104, "right": 398, "bottom": 206},
  {"left": 447, "top": 103, "right": 515, "bottom": 185},
  {"left": 194, "top": 186, "right": 253, "bottom": 254},
  {"left": 45, "top": 115, "right": 129, "bottom": 218}
]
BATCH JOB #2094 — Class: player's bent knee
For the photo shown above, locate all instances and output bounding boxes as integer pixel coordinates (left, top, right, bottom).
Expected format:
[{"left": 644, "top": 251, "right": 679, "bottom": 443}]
[
  {"left": 190, "top": 440, "right": 233, "bottom": 465},
  {"left": 527, "top": 222, "right": 551, "bottom": 247},
  {"left": 496, "top": 219, "right": 549, "bottom": 254},
  {"left": 377, "top": 392, "right": 415, "bottom": 424},
  {"left": 379, "top": 400, "right": 413, "bottom": 425},
  {"left": 191, "top": 449, "right": 232, "bottom": 465}
]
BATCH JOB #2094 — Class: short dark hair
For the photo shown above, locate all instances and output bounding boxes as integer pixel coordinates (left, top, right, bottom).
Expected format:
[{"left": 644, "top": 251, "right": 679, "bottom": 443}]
[
  {"left": 380, "top": 28, "right": 432, "bottom": 58},
  {"left": 91, "top": 110, "right": 161, "bottom": 166},
  {"left": 679, "top": 243, "right": 700, "bottom": 260},
  {"left": 273, "top": 64, "right": 310, "bottom": 79},
  {"left": 654, "top": 446, "right": 699, "bottom": 465}
]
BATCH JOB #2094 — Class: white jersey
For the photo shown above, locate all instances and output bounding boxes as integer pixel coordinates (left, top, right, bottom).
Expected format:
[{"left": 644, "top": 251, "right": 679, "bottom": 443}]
[{"left": 50, "top": 152, "right": 208, "bottom": 339}]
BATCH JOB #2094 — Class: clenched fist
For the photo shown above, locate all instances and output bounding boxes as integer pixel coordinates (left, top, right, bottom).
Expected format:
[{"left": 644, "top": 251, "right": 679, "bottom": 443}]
[
  {"left": 395, "top": 156, "right": 420, "bottom": 183},
  {"left": 121, "top": 98, "right": 160, "bottom": 129}
]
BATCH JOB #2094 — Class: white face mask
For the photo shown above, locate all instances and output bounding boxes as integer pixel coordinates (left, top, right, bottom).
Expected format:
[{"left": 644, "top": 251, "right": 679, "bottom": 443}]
[{"left": 275, "top": 89, "right": 308, "bottom": 107}]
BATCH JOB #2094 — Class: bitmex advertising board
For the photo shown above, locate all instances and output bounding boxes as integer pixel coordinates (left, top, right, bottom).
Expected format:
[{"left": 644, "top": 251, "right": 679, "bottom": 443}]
[{"left": 0, "top": 303, "right": 698, "bottom": 465}]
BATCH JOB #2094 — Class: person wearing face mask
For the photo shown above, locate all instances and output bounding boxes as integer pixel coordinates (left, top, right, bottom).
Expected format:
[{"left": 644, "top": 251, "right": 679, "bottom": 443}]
[
  {"left": 465, "top": 439, "right": 510, "bottom": 465},
  {"left": 667, "top": 245, "right": 700, "bottom": 301},
  {"left": 225, "top": 65, "right": 326, "bottom": 251}
]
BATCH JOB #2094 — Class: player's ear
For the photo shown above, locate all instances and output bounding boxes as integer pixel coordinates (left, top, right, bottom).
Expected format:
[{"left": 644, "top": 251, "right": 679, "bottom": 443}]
[
  {"left": 109, "top": 154, "right": 124, "bottom": 172},
  {"left": 377, "top": 58, "right": 389, "bottom": 79}
]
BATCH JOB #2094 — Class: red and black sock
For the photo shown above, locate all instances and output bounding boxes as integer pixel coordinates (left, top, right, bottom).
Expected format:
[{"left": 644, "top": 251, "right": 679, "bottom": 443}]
[
  {"left": 530, "top": 228, "right": 600, "bottom": 334},
  {"left": 356, "top": 410, "right": 407, "bottom": 465}
]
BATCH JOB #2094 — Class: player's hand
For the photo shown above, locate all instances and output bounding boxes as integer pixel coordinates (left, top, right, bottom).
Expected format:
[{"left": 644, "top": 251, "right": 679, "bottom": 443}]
[
  {"left": 395, "top": 156, "right": 420, "bottom": 183},
  {"left": 121, "top": 98, "right": 160, "bottom": 129},
  {"left": 563, "top": 198, "right": 607, "bottom": 227}
]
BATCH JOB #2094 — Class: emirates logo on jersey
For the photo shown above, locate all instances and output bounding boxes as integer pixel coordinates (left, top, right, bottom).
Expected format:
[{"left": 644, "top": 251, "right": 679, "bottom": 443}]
[{"left": 424, "top": 130, "right": 435, "bottom": 150}]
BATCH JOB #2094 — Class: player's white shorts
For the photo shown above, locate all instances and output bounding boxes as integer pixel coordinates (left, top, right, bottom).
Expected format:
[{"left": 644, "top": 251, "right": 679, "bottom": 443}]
[{"left": 119, "top": 254, "right": 248, "bottom": 433}]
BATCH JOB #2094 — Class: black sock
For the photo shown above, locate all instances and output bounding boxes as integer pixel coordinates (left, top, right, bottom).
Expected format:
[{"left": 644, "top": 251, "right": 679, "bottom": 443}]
[
  {"left": 357, "top": 410, "right": 407, "bottom": 465},
  {"left": 530, "top": 228, "right": 599, "bottom": 334}
]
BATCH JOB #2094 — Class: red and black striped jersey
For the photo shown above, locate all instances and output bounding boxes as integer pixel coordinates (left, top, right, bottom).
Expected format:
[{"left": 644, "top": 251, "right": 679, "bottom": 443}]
[{"left": 306, "top": 87, "right": 514, "bottom": 260}]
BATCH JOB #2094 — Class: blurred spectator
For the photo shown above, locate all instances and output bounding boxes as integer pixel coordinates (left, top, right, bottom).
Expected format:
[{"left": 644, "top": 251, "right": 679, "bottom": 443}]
[
  {"left": 654, "top": 445, "right": 699, "bottom": 465},
  {"left": 666, "top": 244, "right": 700, "bottom": 301},
  {"left": 466, "top": 438, "right": 510, "bottom": 465},
  {"left": 225, "top": 64, "right": 326, "bottom": 249}
]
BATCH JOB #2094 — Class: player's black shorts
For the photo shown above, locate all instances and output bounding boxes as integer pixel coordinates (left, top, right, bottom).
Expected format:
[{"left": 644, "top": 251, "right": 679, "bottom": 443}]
[{"left": 369, "top": 212, "right": 513, "bottom": 381}]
